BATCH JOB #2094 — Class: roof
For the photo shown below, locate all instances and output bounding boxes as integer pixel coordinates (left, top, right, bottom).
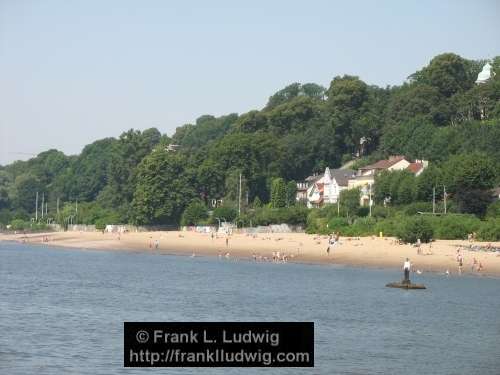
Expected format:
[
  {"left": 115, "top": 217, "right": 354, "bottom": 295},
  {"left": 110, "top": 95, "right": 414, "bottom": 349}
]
[
  {"left": 305, "top": 174, "right": 322, "bottom": 182},
  {"left": 359, "top": 156, "right": 407, "bottom": 171},
  {"left": 407, "top": 162, "right": 424, "bottom": 174},
  {"left": 330, "top": 168, "right": 356, "bottom": 186}
]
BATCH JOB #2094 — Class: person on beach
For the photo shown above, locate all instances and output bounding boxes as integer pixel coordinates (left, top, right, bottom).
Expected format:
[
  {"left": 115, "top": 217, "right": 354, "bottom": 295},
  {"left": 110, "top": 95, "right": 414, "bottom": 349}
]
[
  {"left": 403, "top": 258, "right": 411, "bottom": 283},
  {"left": 416, "top": 238, "right": 421, "bottom": 255},
  {"left": 154, "top": 239, "right": 159, "bottom": 249},
  {"left": 458, "top": 253, "right": 463, "bottom": 274},
  {"left": 471, "top": 257, "right": 478, "bottom": 272},
  {"left": 225, "top": 237, "right": 229, "bottom": 248}
]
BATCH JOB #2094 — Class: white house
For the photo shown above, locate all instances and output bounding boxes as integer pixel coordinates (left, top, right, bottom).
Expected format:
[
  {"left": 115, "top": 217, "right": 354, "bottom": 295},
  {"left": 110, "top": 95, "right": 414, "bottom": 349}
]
[{"left": 302, "top": 167, "right": 356, "bottom": 208}]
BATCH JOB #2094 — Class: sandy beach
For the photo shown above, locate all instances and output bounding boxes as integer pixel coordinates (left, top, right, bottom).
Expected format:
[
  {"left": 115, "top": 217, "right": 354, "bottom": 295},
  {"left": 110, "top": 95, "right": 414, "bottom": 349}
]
[{"left": 2, "top": 230, "right": 500, "bottom": 277}]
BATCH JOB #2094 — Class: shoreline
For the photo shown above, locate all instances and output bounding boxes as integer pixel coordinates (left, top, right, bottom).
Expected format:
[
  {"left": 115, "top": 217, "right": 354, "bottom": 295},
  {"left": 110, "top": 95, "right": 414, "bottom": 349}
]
[{"left": 2, "top": 231, "right": 500, "bottom": 278}]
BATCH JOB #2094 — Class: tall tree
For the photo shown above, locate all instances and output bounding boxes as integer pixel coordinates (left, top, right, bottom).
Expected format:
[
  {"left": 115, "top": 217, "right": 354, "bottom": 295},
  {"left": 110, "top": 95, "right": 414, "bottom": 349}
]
[{"left": 132, "top": 151, "right": 196, "bottom": 225}]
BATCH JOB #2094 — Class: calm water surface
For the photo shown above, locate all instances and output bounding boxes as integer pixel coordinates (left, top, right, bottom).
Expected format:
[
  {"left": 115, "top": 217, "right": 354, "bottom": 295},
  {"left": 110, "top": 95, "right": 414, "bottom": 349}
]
[{"left": 1, "top": 241, "right": 499, "bottom": 375}]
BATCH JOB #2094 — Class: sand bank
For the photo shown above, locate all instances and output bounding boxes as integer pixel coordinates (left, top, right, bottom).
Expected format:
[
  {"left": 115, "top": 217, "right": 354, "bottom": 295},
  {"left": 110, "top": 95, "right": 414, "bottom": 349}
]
[{"left": 2, "top": 231, "right": 500, "bottom": 277}]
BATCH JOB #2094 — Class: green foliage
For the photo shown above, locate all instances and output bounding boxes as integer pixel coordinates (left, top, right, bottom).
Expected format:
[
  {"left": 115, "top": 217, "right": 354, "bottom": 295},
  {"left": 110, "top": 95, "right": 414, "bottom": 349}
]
[
  {"left": 181, "top": 200, "right": 208, "bottom": 226},
  {"left": 252, "top": 196, "right": 262, "bottom": 208},
  {"left": 172, "top": 114, "right": 237, "bottom": 148},
  {"left": 266, "top": 82, "right": 325, "bottom": 110},
  {"left": 339, "top": 188, "right": 360, "bottom": 217},
  {"left": 270, "top": 178, "right": 287, "bottom": 208},
  {"left": 327, "top": 217, "right": 349, "bottom": 231},
  {"left": 402, "top": 202, "right": 434, "bottom": 216},
  {"left": 9, "top": 219, "right": 48, "bottom": 232},
  {"left": 397, "top": 216, "right": 434, "bottom": 243},
  {"left": 131, "top": 151, "right": 196, "bottom": 225},
  {"left": 486, "top": 201, "right": 500, "bottom": 218},
  {"left": 0, "top": 52, "right": 499, "bottom": 230},
  {"left": 95, "top": 219, "right": 107, "bottom": 230},
  {"left": 443, "top": 152, "right": 497, "bottom": 192},
  {"left": 212, "top": 206, "right": 238, "bottom": 223},
  {"left": 374, "top": 170, "right": 416, "bottom": 205},
  {"left": 477, "top": 219, "right": 500, "bottom": 241},
  {"left": 454, "top": 189, "right": 493, "bottom": 217},
  {"left": 433, "top": 214, "right": 481, "bottom": 239},
  {"left": 327, "top": 75, "right": 368, "bottom": 110},
  {"left": 409, "top": 53, "right": 474, "bottom": 97},
  {"left": 10, "top": 219, "right": 27, "bottom": 231},
  {"left": 247, "top": 206, "right": 308, "bottom": 226},
  {"left": 340, "top": 217, "right": 377, "bottom": 236},
  {"left": 285, "top": 181, "right": 297, "bottom": 207}
]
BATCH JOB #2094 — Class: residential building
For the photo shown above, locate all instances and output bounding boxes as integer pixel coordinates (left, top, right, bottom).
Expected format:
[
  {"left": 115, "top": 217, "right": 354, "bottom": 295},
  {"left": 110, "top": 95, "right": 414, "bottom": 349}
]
[
  {"left": 348, "top": 156, "right": 428, "bottom": 205},
  {"left": 298, "top": 167, "right": 355, "bottom": 208}
]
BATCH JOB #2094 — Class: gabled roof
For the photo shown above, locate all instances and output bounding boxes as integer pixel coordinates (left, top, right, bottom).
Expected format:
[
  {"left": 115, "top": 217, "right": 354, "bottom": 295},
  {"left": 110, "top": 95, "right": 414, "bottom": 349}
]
[
  {"left": 407, "top": 162, "right": 424, "bottom": 174},
  {"left": 359, "top": 155, "right": 407, "bottom": 171},
  {"left": 330, "top": 169, "right": 356, "bottom": 186},
  {"left": 305, "top": 174, "right": 322, "bottom": 182}
]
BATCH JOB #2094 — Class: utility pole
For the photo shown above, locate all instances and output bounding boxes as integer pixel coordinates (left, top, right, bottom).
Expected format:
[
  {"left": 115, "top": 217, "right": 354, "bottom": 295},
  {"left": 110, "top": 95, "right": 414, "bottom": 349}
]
[
  {"left": 41, "top": 193, "right": 45, "bottom": 218},
  {"left": 57, "top": 197, "right": 60, "bottom": 216},
  {"left": 432, "top": 187, "right": 436, "bottom": 214},
  {"left": 35, "top": 191, "right": 39, "bottom": 221},
  {"left": 337, "top": 197, "right": 340, "bottom": 216},
  {"left": 369, "top": 183, "right": 372, "bottom": 217},
  {"left": 238, "top": 173, "right": 242, "bottom": 216},
  {"left": 443, "top": 185, "right": 447, "bottom": 214}
]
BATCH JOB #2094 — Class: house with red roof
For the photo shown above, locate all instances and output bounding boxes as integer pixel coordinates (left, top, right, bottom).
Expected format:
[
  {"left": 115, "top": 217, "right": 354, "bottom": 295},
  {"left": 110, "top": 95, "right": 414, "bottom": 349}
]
[{"left": 348, "top": 156, "right": 428, "bottom": 206}]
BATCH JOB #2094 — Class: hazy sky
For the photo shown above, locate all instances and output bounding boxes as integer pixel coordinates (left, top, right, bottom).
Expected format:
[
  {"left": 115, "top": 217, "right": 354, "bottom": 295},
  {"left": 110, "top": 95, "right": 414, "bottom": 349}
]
[{"left": 1, "top": 0, "right": 499, "bottom": 165}]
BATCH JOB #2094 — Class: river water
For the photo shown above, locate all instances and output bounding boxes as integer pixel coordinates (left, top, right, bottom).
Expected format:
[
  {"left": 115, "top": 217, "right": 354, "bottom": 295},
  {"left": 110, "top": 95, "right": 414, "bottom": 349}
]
[{"left": 1, "top": 241, "right": 499, "bottom": 374}]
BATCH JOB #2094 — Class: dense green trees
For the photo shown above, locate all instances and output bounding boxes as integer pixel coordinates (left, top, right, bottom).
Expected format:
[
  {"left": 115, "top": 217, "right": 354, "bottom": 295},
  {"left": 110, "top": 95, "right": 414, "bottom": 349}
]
[
  {"left": 131, "top": 151, "right": 196, "bottom": 225},
  {"left": 1, "top": 52, "right": 499, "bottom": 229}
]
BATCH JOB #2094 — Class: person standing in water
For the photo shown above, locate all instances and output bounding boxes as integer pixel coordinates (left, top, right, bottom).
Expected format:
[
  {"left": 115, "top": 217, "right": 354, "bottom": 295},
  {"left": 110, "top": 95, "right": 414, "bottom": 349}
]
[{"left": 403, "top": 258, "right": 411, "bottom": 284}]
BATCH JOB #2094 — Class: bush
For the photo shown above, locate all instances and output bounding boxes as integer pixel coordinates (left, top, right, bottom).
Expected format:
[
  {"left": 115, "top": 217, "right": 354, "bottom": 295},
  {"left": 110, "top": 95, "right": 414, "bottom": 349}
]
[
  {"left": 251, "top": 206, "right": 308, "bottom": 226},
  {"left": 371, "top": 206, "right": 393, "bottom": 218},
  {"left": 341, "top": 217, "right": 377, "bottom": 236},
  {"left": 181, "top": 200, "right": 208, "bottom": 226},
  {"left": 403, "top": 202, "right": 434, "bottom": 216},
  {"left": 327, "top": 217, "right": 349, "bottom": 232},
  {"left": 306, "top": 209, "right": 328, "bottom": 234},
  {"left": 10, "top": 219, "right": 27, "bottom": 231},
  {"left": 212, "top": 206, "right": 238, "bottom": 223},
  {"left": 433, "top": 214, "right": 481, "bottom": 240},
  {"left": 477, "top": 219, "right": 500, "bottom": 241},
  {"left": 95, "top": 219, "right": 107, "bottom": 230},
  {"left": 397, "top": 216, "right": 434, "bottom": 243},
  {"left": 0, "top": 209, "right": 12, "bottom": 225},
  {"left": 374, "top": 216, "right": 403, "bottom": 237},
  {"left": 486, "top": 200, "right": 500, "bottom": 218},
  {"left": 356, "top": 207, "right": 370, "bottom": 217}
]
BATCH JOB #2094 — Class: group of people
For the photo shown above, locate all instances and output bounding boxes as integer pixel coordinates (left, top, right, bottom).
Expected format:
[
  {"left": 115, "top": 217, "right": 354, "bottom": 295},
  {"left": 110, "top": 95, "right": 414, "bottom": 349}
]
[
  {"left": 148, "top": 236, "right": 160, "bottom": 249},
  {"left": 415, "top": 238, "right": 433, "bottom": 255},
  {"left": 455, "top": 247, "right": 484, "bottom": 274}
]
